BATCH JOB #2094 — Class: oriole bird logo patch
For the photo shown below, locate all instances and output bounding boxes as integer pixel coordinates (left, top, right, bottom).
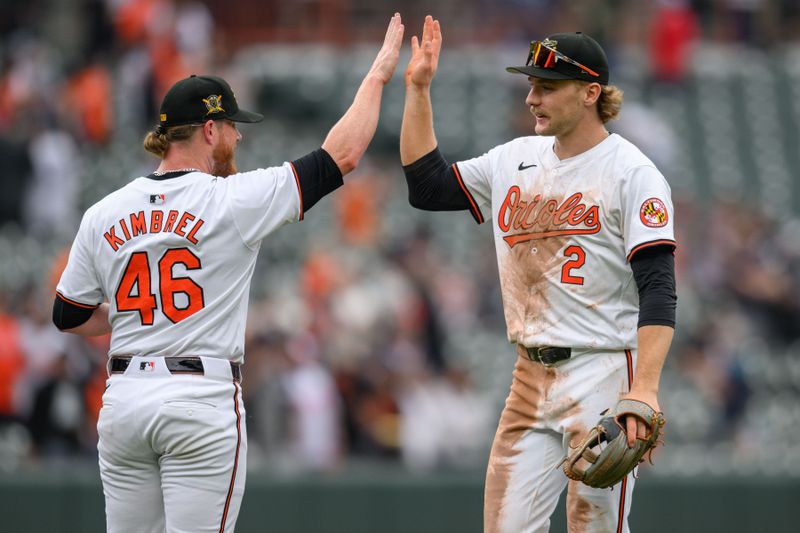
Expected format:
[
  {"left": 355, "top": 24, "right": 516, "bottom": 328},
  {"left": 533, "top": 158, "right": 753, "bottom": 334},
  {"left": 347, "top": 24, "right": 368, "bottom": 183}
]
[{"left": 203, "top": 95, "right": 224, "bottom": 115}]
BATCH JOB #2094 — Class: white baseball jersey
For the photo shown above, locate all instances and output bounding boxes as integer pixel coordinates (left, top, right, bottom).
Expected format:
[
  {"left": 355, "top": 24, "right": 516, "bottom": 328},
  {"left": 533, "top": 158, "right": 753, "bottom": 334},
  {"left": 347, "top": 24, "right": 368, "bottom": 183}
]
[
  {"left": 454, "top": 133, "right": 675, "bottom": 350},
  {"left": 56, "top": 165, "right": 303, "bottom": 362}
]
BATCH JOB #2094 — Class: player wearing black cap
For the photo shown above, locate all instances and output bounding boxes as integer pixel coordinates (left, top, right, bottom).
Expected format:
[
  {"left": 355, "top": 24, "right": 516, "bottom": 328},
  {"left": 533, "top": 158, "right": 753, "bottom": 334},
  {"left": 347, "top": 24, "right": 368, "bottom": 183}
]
[
  {"left": 53, "top": 14, "right": 404, "bottom": 533},
  {"left": 400, "top": 17, "right": 676, "bottom": 533}
]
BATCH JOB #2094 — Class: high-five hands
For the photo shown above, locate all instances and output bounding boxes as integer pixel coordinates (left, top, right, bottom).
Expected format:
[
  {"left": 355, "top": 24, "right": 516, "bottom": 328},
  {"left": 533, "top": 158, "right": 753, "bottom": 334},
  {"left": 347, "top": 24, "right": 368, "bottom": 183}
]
[
  {"left": 405, "top": 15, "right": 442, "bottom": 88},
  {"left": 368, "top": 13, "right": 405, "bottom": 85}
]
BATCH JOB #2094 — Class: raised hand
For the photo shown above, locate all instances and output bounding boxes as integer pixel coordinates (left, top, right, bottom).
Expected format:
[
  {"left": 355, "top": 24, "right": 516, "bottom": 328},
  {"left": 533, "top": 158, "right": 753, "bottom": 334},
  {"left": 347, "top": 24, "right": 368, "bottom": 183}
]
[
  {"left": 405, "top": 15, "right": 442, "bottom": 88},
  {"left": 368, "top": 13, "right": 405, "bottom": 85}
]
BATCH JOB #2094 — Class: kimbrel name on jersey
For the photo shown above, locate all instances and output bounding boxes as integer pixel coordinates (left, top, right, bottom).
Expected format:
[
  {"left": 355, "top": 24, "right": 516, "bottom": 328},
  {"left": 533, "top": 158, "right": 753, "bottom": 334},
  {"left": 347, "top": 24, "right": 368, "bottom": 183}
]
[
  {"left": 498, "top": 187, "right": 601, "bottom": 248},
  {"left": 103, "top": 209, "right": 205, "bottom": 252}
]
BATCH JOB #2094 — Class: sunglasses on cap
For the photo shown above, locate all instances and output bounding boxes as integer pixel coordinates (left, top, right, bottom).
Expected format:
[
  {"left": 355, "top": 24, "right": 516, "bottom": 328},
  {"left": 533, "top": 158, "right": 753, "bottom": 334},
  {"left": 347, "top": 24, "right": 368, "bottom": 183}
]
[{"left": 527, "top": 40, "right": 600, "bottom": 78}]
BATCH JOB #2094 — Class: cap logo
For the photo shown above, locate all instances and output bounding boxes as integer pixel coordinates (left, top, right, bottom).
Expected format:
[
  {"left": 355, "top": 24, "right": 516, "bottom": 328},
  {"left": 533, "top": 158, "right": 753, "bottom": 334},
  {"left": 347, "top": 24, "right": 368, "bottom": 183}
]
[
  {"left": 203, "top": 95, "right": 224, "bottom": 115},
  {"left": 542, "top": 38, "right": 558, "bottom": 49},
  {"left": 160, "top": 113, "right": 167, "bottom": 122}
]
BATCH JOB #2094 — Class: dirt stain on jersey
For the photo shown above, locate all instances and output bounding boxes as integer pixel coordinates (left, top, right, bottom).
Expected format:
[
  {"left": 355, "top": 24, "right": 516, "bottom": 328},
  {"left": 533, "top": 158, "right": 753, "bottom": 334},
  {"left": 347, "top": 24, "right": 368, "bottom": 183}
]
[
  {"left": 484, "top": 353, "right": 557, "bottom": 533},
  {"left": 498, "top": 224, "right": 568, "bottom": 340}
]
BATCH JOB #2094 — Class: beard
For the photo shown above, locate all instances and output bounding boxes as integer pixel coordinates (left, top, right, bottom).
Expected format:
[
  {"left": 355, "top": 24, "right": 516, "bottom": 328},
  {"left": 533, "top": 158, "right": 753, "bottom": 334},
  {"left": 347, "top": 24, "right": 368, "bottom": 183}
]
[{"left": 211, "top": 139, "right": 237, "bottom": 177}]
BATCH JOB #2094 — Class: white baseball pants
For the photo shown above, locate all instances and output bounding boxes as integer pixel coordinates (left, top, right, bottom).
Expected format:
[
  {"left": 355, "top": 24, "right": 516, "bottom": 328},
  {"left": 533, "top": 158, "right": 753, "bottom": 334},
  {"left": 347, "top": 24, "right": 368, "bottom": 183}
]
[
  {"left": 485, "top": 348, "right": 637, "bottom": 533},
  {"left": 97, "top": 356, "right": 246, "bottom": 533}
]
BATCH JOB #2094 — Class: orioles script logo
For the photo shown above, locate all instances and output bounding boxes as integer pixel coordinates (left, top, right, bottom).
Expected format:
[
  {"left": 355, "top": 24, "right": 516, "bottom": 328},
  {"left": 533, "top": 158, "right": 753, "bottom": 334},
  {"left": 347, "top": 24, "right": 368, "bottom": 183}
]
[{"left": 498, "top": 186, "right": 601, "bottom": 247}]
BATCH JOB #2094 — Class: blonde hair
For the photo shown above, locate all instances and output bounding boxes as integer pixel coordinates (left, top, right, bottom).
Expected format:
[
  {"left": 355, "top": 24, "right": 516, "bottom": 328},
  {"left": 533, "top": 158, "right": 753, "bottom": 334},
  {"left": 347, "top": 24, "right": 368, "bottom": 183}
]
[
  {"left": 143, "top": 124, "right": 199, "bottom": 158},
  {"left": 597, "top": 84, "right": 623, "bottom": 124}
]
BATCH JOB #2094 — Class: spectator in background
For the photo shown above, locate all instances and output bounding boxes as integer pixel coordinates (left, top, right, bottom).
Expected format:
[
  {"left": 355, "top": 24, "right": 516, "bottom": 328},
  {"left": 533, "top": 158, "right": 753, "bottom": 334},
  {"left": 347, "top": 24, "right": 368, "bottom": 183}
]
[
  {"left": 173, "top": 0, "right": 215, "bottom": 72},
  {"left": 0, "top": 135, "right": 31, "bottom": 227},
  {"left": 388, "top": 227, "right": 448, "bottom": 374},
  {"left": 281, "top": 333, "right": 342, "bottom": 470},
  {"left": 649, "top": 0, "right": 700, "bottom": 85},
  {"left": 399, "top": 365, "right": 492, "bottom": 471},
  {"left": 63, "top": 55, "right": 114, "bottom": 145},
  {"left": 23, "top": 114, "right": 80, "bottom": 238},
  {"left": 27, "top": 352, "right": 84, "bottom": 456},
  {"left": 0, "top": 295, "right": 26, "bottom": 423},
  {"left": 240, "top": 332, "right": 292, "bottom": 467},
  {"left": 334, "top": 169, "right": 384, "bottom": 246}
]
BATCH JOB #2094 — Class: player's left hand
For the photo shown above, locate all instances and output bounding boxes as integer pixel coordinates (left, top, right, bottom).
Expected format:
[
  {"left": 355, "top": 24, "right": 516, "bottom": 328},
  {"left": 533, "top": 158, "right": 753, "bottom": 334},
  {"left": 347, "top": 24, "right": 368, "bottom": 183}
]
[
  {"left": 368, "top": 13, "right": 405, "bottom": 85},
  {"left": 405, "top": 15, "right": 442, "bottom": 88},
  {"left": 619, "top": 391, "right": 660, "bottom": 448}
]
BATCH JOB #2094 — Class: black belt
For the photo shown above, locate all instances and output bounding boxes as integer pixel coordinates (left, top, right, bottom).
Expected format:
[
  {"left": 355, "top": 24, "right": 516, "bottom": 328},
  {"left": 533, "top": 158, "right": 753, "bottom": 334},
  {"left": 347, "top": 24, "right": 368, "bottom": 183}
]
[
  {"left": 109, "top": 356, "right": 241, "bottom": 382},
  {"left": 518, "top": 345, "right": 572, "bottom": 366}
]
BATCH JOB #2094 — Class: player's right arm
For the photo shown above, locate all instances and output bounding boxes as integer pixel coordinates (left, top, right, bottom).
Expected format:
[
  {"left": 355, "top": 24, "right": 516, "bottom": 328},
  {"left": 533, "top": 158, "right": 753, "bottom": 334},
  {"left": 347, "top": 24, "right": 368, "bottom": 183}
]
[
  {"left": 53, "top": 298, "right": 111, "bottom": 336},
  {"left": 53, "top": 209, "right": 111, "bottom": 336}
]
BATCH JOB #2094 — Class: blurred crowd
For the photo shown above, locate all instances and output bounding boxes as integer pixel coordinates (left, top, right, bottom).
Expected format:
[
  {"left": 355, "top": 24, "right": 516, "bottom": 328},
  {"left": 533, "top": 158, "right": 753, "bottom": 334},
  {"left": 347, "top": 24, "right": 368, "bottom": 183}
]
[{"left": 2, "top": 0, "right": 800, "bottom": 476}]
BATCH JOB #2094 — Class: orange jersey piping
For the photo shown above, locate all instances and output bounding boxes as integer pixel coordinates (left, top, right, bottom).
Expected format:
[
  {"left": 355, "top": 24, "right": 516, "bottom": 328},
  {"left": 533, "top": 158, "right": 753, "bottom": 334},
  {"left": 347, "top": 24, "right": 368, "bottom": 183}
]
[
  {"left": 219, "top": 380, "right": 243, "bottom": 533},
  {"left": 289, "top": 162, "right": 304, "bottom": 221},
  {"left": 626, "top": 239, "right": 676, "bottom": 262},
  {"left": 56, "top": 291, "right": 99, "bottom": 309},
  {"left": 452, "top": 163, "right": 484, "bottom": 224}
]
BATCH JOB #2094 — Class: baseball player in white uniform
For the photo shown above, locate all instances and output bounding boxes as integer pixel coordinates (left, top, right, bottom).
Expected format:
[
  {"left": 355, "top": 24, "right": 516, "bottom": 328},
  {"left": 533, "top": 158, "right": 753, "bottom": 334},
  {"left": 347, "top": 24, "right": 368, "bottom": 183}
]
[
  {"left": 52, "top": 14, "right": 404, "bottom": 533},
  {"left": 400, "top": 18, "right": 677, "bottom": 533}
]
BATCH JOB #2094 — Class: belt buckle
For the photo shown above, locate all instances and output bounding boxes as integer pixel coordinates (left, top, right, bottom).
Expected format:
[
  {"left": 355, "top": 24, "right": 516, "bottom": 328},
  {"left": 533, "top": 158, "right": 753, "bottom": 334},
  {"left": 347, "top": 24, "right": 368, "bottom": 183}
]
[
  {"left": 523, "top": 346, "right": 541, "bottom": 364},
  {"left": 525, "top": 346, "right": 569, "bottom": 367},
  {"left": 526, "top": 346, "right": 551, "bottom": 366}
]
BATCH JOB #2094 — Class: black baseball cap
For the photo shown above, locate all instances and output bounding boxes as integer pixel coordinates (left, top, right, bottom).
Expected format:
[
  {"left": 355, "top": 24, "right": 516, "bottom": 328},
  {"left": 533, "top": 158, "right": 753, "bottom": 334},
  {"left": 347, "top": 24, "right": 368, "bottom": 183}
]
[
  {"left": 506, "top": 32, "right": 610, "bottom": 85},
  {"left": 158, "top": 74, "right": 263, "bottom": 128}
]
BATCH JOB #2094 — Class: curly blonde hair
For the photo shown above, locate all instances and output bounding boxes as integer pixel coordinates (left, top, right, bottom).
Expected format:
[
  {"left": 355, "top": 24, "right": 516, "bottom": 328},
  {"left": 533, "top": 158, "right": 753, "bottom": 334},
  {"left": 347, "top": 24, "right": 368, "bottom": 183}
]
[
  {"left": 143, "top": 124, "right": 199, "bottom": 158},
  {"left": 597, "top": 84, "right": 623, "bottom": 124}
]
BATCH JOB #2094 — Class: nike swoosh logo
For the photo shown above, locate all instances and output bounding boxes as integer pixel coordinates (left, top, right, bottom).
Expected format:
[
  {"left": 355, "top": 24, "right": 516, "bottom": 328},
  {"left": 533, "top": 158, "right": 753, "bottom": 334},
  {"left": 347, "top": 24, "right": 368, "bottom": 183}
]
[{"left": 518, "top": 162, "right": 537, "bottom": 171}]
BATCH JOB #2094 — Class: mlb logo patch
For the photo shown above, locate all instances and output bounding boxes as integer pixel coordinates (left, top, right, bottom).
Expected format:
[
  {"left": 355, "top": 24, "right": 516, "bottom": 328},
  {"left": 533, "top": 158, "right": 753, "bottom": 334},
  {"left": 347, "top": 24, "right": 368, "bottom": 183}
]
[
  {"left": 150, "top": 194, "right": 166, "bottom": 205},
  {"left": 139, "top": 361, "right": 155, "bottom": 372}
]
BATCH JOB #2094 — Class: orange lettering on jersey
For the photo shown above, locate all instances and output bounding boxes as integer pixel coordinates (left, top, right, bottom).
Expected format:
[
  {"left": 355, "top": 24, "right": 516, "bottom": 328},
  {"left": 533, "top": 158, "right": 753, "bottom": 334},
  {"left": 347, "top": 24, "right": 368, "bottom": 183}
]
[
  {"left": 536, "top": 199, "right": 558, "bottom": 227},
  {"left": 498, "top": 188, "right": 602, "bottom": 248},
  {"left": 582, "top": 206, "right": 599, "bottom": 227},
  {"left": 553, "top": 193, "right": 583, "bottom": 225},
  {"left": 174, "top": 212, "right": 195, "bottom": 237},
  {"left": 102, "top": 210, "right": 203, "bottom": 251},
  {"left": 130, "top": 211, "right": 147, "bottom": 237},
  {"left": 119, "top": 218, "right": 132, "bottom": 240},
  {"left": 186, "top": 218, "right": 204, "bottom": 244},
  {"left": 150, "top": 210, "right": 163, "bottom": 233},
  {"left": 103, "top": 226, "right": 125, "bottom": 251},
  {"left": 163, "top": 210, "right": 179, "bottom": 232},
  {"left": 567, "top": 203, "right": 587, "bottom": 224},
  {"left": 498, "top": 186, "right": 520, "bottom": 232},
  {"left": 516, "top": 194, "right": 541, "bottom": 230}
]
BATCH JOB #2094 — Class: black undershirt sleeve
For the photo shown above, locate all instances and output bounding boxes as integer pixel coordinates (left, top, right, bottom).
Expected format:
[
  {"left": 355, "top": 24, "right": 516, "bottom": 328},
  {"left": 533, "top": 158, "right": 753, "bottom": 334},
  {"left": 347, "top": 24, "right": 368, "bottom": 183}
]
[
  {"left": 290, "top": 148, "right": 344, "bottom": 213},
  {"left": 52, "top": 295, "right": 95, "bottom": 330},
  {"left": 402, "top": 147, "right": 471, "bottom": 211},
  {"left": 630, "top": 245, "right": 677, "bottom": 328}
]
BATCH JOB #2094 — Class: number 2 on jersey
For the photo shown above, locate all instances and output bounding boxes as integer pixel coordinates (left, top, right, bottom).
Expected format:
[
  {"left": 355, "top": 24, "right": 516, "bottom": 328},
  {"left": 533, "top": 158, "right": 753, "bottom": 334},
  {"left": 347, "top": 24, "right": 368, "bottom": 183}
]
[
  {"left": 115, "top": 248, "right": 204, "bottom": 325},
  {"left": 561, "top": 245, "right": 586, "bottom": 285}
]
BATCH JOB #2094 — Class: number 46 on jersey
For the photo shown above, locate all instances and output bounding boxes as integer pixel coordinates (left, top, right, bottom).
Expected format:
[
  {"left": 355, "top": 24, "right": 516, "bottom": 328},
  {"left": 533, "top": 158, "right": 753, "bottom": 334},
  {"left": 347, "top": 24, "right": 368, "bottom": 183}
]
[{"left": 115, "top": 247, "right": 204, "bottom": 325}]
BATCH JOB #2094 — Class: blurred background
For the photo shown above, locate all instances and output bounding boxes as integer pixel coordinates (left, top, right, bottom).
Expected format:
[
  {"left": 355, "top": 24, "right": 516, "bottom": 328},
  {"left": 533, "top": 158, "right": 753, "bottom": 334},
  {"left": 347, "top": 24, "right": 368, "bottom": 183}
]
[{"left": 1, "top": 0, "right": 799, "bottom": 531}]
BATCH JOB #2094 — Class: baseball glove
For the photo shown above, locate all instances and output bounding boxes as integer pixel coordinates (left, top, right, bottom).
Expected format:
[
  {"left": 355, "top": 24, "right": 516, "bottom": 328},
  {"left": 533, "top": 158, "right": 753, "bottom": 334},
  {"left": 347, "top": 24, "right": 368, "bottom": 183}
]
[{"left": 560, "top": 399, "right": 665, "bottom": 489}]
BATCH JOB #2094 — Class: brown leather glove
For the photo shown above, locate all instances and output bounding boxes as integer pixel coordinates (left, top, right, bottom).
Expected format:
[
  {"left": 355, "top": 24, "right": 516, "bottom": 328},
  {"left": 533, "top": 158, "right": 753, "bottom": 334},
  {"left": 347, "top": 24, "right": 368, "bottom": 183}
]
[{"left": 561, "top": 399, "right": 665, "bottom": 489}]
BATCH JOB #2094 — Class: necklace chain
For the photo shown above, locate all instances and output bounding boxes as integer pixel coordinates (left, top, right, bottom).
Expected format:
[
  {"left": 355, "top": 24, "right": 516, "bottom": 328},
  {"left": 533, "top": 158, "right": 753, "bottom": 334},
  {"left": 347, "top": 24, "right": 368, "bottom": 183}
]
[{"left": 153, "top": 168, "right": 199, "bottom": 176}]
